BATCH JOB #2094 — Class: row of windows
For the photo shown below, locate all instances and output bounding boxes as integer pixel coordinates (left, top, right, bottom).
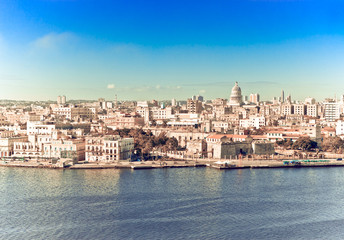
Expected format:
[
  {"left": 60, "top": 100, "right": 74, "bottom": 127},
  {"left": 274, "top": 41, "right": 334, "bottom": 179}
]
[{"left": 44, "top": 147, "right": 74, "bottom": 151}]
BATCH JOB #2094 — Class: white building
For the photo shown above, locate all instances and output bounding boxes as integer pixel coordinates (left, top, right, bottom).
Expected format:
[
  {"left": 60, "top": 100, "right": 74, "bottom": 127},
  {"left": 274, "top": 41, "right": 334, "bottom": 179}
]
[
  {"left": 293, "top": 104, "right": 306, "bottom": 115},
  {"left": 85, "top": 136, "right": 134, "bottom": 162},
  {"left": 306, "top": 104, "right": 318, "bottom": 117},
  {"left": 336, "top": 120, "right": 344, "bottom": 136},
  {"left": 239, "top": 116, "right": 265, "bottom": 129},
  {"left": 27, "top": 121, "right": 56, "bottom": 135},
  {"left": 323, "top": 99, "right": 340, "bottom": 122}
]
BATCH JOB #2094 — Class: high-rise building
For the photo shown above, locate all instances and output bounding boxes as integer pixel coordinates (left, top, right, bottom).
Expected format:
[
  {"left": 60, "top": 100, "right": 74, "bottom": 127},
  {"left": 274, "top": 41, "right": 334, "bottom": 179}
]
[
  {"left": 192, "top": 95, "right": 203, "bottom": 102},
  {"left": 171, "top": 98, "right": 177, "bottom": 107},
  {"left": 187, "top": 99, "right": 203, "bottom": 114},
  {"left": 323, "top": 98, "right": 340, "bottom": 122},
  {"left": 57, "top": 96, "right": 62, "bottom": 105},
  {"left": 61, "top": 95, "right": 66, "bottom": 105},
  {"left": 249, "top": 93, "right": 260, "bottom": 104},
  {"left": 281, "top": 90, "right": 285, "bottom": 103}
]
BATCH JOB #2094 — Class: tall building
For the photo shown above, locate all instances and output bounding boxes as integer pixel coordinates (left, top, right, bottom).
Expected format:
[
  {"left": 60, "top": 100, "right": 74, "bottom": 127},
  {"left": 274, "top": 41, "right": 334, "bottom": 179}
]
[
  {"left": 61, "top": 95, "right": 66, "bottom": 105},
  {"left": 249, "top": 93, "right": 260, "bottom": 104},
  {"left": 171, "top": 98, "right": 177, "bottom": 107},
  {"left": 229, "top": 82, "right": 243, "bottom": 106},
  {"left": 57, "top": 96, "right": 62, "bottom": 105},
  {"left": 281, "top": 90, "right": 285, "bottom": 103},
  {"left": 323, "top": 98, "right": 340, "bottom": 122},
  {"left": 192, "top": 95, "right": 203, "bottom": 102},
  {"left": 187, "top": 99, "right": 203, "bottom": 114}
]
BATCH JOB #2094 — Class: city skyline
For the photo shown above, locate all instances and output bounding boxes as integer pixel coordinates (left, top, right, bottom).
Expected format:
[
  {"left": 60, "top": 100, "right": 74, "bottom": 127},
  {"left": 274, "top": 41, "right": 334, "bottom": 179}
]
[{"left": 1, "top": 0, "right": 344, "bottom": 101}]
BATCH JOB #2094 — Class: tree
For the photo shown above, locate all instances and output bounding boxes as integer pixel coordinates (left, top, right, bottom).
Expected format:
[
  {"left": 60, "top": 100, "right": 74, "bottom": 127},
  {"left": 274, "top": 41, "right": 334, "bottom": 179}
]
[
  {"left": 292, "top": 137, "right": 317, "bottom": 151},
  {"left": 109, "top": 128, "right": 180, "bottom": 158},
  {"left": 321, "top": 137, "right": 344, "bottom": 153},
  {"left": 275, "top": 139, "right": 293, "bottom": 149},
  {"left": 163, "top": 137, "right": 178, "bottom": 152}
]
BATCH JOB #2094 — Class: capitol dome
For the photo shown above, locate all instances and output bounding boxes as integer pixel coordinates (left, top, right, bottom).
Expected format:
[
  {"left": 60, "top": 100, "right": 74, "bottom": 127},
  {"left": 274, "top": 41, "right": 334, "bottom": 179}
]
[{"left": 229, "top": 82, "right": 243, "bottom": 106}]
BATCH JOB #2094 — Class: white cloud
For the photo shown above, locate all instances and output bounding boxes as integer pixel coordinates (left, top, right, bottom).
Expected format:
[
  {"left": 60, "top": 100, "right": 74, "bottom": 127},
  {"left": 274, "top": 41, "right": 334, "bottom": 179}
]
[
  {"left": 32, "top": 32, "right": 76, "bottom": 50},
  {"left": 199, "top": 89, "right": 206, "bottom": 94},
  {"left": 156, "top": 85, "right": 161, "bottom": 89},
  {"left": 107, "top": 84, "right": 115, "bottom": 89}
]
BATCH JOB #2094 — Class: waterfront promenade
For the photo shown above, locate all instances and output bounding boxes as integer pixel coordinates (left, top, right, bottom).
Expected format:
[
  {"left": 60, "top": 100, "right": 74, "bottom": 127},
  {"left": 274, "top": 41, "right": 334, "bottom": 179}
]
[{"left": 2, "top": 158, "right": 344, "bottom": 170}]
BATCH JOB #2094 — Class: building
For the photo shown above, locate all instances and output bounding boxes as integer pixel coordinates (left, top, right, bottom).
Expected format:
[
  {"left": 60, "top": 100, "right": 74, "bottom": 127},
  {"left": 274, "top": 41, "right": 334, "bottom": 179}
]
[
  {"left": 27, "top": 121, "right": 56, "bottom": 135},
  {"left": 52, "top": 105, "right": 95, "bottom": 120},
  {"left": 192, "top": 95, "right": 204, "bottom": 102},
  {"left": 323, "top": 99, "right": 340, "bottom": 122},
  {"left": 43, "top": 139, "right": 85, "bottom": 161},
  {"left": 239, "top": 116, "right": 265, "bottom": 129},
  {"left": 281, "top": 104, "right": 293, "bottom": 116},
  {"left": 187, "top": 99, "right": 203, "bottom": 114},
  {"left": 336, "top": 120, "right": 344, "bottom": 136},
  {"left": 229, "top": 82, "right": 243, "bottom": 106},
  {"left": 249, "top": 93, "right": 260, "bottom": 104},
  {"left": 104, "top": 114, "right": 144, "bottom": 129},
  {"left": 281, "top": 90, "right": 285, "bottom": 103},
  {"left": 57, "top": 95, "right": 66, "bottom": 105},
  {"left": 206, "top": 135, "right": 274, "bottom": 159},
  {"left": 85, "top": 135, "right": 134, "bottom": 162},
  {"left": 306, "top": 104, "right": 318, "bottom": 117},
  {"left": 301, "top": 124, "right": 322, "bottom": 144},
  {"left": 293, "top": 104, "right": 306, "bottom": 116},
  {"left": 0, "top": 135, "right": 28, "bottom": 158}
]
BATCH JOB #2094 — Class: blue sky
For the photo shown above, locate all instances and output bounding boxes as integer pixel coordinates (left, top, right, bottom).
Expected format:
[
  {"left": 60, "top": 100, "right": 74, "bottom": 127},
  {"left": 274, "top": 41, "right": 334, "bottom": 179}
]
[{"left": 1, "top": 0, "right": 344, "bottom": 101}]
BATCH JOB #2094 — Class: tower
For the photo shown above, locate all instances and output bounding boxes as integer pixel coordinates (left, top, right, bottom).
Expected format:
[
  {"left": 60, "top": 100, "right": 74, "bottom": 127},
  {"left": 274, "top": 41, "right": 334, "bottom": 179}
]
[{"left": 281, "top": 90, "right": 285, "bottom": 103}]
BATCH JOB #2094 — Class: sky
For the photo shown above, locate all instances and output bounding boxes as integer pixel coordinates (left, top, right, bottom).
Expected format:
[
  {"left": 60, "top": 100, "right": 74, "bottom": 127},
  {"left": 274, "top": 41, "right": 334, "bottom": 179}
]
[{"left": 1, "top": 0, "right": 344, "bottom": 102}]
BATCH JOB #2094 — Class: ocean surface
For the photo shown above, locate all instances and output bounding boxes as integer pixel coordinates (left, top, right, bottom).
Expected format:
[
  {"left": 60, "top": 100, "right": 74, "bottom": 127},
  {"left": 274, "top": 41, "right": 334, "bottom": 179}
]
[{"left": 2, "top": 166, "right": 344, "bottom": 240}]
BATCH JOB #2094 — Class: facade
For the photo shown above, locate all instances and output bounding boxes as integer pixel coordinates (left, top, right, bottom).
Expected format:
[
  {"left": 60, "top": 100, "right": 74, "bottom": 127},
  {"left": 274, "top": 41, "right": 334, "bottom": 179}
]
[
  {"left": 336, "top": 120, "right": 344, "bottom": 136},
  {"left": 323, "top": 99, "right": 340, "bottom": 122},
  {"left": 85, "top": 135, "right": 134, "bottom": 162},
  {"left": 301, "top": 124, "right": 322, "bottom": 143},
  {"left": 187, "top": 99, "right": 203, "bottom": 114},
  {"left": 293, "top": 104, "right": 306, "bottom": 115},
  {"left": 52, "top": 106, "right": 94, "bottom": 120},
  {"left": 239, "top": 116, "right": 265, "bottom": 129},
  {"left": 306, "top": 104, "right": 318, "bottom": 117},
  {"left": 249, "top": 93, "right": 260, "bottom": 104},
  {"left": 43, "top": 139, "right": 85, "bottom": 161},
  {"left": 0, "top": 135, "right": 28, "bottom": 158},
  {"left": 27, "top": 121, "right": 56, "bottom": 135},
  {"left": 206, "top": 135, "right": 274, "bottom": 159},
  {"left": 104, "top": 115, "right": 144, "bottom": 129},
  {"left": 281, "top": 104, "right": 293, "bottom": 116}
]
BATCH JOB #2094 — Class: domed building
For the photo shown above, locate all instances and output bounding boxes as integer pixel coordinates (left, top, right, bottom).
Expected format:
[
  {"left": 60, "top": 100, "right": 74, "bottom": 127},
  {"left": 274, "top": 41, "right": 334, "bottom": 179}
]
[{"left": 229, "top": 82, "right": 243, "bottom": 106}]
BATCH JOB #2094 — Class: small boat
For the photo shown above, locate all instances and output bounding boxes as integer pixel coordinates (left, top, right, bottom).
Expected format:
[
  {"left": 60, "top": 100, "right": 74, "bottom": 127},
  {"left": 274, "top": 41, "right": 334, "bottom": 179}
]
[
  {"left": 131, "top": 165, "right": 154, "bottom": 169},
  {"left": 208, "top": 161, "right": 237, "bottom": 169}
]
